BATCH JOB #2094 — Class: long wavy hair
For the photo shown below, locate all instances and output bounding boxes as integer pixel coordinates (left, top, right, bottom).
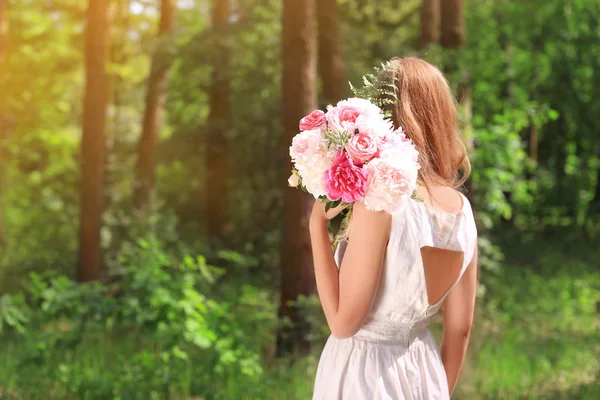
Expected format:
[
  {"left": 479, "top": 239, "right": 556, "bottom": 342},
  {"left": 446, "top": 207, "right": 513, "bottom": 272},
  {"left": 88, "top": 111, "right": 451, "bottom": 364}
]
[{"left": 388, "top": 57, "right": 470, "bottom": 189}]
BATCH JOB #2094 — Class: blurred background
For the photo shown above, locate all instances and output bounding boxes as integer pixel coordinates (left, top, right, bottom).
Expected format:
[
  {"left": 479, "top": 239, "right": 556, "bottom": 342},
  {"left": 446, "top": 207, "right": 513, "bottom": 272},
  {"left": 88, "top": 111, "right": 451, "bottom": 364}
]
[{"left": 0, "top": 0, "right": 599, "bottom": 398}]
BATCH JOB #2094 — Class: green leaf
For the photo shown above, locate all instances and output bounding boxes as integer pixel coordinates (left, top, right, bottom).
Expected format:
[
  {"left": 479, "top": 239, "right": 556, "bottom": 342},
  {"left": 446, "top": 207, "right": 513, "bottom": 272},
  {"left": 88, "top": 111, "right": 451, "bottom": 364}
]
[
  {"left": 350, "top": 61, "right": 399, "bottom": 116},
  {"left": 411, "top": 190, "right": 424, "bottom": 202}
]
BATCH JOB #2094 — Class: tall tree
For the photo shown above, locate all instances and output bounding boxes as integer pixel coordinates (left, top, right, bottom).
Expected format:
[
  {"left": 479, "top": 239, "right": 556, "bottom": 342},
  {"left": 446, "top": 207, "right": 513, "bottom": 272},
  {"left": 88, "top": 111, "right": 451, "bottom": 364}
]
[
  {"left": 316, "top": 0, "right": 345, "bottom": 106},
  {"left": 134, "top": 0, "right": 176, "bottom": 207},
  {"left": 0, "top": 0, "right": 6, "bottom": 68},
  {"left": 440, "top": 0, "right": 465, "bottom": 49},
  {"left": 420, "top": 0, "right": 439, "bottom": 49},
  {"left": 0, "top": 0, "right": 7, "bottom": 247},
  {"left": 205, "top": 0, "right": 231, "bottom": 235},
  {"left": 278, "top": 0, "right": 318, "bottom": 357},
  {"left": 440, "top": 0, "right": 472, "bottom": 198},
  {"left": 78, "top": 0, "right": 109, "bottom": 282}
]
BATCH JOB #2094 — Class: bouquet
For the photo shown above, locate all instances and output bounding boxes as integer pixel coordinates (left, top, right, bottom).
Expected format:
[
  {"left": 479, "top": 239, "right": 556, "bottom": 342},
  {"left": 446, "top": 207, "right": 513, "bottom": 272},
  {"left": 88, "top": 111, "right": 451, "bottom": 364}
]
[
  {"left": 289, "top": 98, "right": 420, "bottom": 212},
  {"left": 288, "top": 63, "right": 421, "bottom": 239}
]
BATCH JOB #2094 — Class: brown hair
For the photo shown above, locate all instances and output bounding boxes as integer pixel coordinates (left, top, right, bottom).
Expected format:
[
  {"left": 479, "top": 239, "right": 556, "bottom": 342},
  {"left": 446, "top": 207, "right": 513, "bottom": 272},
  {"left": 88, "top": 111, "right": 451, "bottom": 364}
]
[{"left": 388, "top": 57, "right": 470, "bottom": 189}]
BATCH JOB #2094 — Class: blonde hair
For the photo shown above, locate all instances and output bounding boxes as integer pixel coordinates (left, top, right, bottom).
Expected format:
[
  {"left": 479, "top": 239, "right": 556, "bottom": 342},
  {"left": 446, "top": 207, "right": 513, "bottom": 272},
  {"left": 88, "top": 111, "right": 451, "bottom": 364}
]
[{"left": 388, "top": 57, "right": 470, "bottom": 188}]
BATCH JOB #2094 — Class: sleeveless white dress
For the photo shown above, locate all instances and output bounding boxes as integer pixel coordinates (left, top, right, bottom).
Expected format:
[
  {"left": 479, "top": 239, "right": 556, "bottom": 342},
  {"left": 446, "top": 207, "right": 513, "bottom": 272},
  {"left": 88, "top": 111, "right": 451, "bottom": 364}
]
[{"left": 312, "top": 194, "right": 477, "bottom": 400}]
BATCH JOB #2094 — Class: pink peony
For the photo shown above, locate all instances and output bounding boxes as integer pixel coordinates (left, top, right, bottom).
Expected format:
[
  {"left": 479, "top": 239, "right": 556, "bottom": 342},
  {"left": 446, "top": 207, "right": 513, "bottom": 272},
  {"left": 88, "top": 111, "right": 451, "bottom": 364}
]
[
  {"left": 339, "top": 108, "right": 361, "bottom": 123},
  {"left": 289, "top": 129, "right": 322, "bottom": 162},
  {"left": 333, "top": 102, "right": 363, "bottom": 124},
  {"left": 364, "top": 155, "right": 420, "bottom": 214},
  {"left": 345, "top": 133, "right": 378, "bottom": 163},
  {"left": 299, "top": 110, "right": 327, "bottom": 131},
  {"left": 382, "top": 128, "right": 408, "bottom": 146},
  {"left": 326, "top": 98, "right": 384, "bottom": 133},
  {"left": 324, "top": 152, "right": 368, "bottom": 203}
]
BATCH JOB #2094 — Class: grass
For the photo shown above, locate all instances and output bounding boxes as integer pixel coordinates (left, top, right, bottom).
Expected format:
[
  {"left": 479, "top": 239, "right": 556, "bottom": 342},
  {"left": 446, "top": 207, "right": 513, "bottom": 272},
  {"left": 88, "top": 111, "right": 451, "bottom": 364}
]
[
  {"left": 0, "top": 233, "right": 598, "bottom": 399},
  {"left": 454, "top": 232, "right": 600, "bottom": 400}
]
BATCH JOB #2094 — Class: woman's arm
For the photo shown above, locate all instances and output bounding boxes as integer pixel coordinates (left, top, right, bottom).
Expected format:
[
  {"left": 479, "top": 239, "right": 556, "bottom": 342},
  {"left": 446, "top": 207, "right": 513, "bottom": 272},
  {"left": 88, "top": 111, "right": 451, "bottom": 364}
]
[
  {"left": 324, "top": 204, "right": 348, "bottom": 220},
  {"left": 309, "top": 200, "right": 391, "bottom": 339},
  {"left": 440, "top": 246, "right": 478, "bottom": 395}
]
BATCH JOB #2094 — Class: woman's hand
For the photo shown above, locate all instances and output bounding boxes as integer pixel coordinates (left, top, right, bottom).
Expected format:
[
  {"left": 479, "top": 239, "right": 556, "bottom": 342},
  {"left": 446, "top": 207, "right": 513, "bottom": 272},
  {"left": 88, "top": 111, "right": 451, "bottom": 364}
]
[{"left": 311, "top": 200, "right": 349, "bottom": 226}]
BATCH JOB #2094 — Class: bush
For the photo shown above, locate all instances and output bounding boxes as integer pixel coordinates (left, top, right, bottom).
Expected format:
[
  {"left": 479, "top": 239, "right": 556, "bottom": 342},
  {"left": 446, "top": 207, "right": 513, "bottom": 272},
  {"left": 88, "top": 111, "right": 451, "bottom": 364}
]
[{"left": 0, "top": 237, "right": 275, "bottom": 399}]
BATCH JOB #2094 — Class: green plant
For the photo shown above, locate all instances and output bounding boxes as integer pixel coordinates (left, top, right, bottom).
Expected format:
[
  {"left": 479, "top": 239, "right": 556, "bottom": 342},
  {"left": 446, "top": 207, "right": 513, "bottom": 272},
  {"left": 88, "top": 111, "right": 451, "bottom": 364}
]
[
  {"left": 349, "top": 61, "right": 399, "bottom": 117},
  {"left": 0, "top": 237, "right": 275, "bottom": 399}
]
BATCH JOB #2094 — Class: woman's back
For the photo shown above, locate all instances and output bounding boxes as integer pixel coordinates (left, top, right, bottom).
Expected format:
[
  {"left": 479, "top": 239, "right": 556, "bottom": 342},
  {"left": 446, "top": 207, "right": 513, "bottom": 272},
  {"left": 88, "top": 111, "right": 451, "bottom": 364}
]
[
  {"left": 313, "top": 188, "right": 477, "bottom": 399},
  {"left": 310, "top": 57, "right": 478, "bottom": 399}
]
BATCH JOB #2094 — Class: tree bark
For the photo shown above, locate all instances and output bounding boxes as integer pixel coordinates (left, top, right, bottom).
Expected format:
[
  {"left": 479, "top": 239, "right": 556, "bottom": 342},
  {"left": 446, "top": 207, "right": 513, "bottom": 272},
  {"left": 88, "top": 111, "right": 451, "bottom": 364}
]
[
  {"left": 205, "top": 0, "right": 231, "bottom": 236},
  {"left": 527, "top": 15, "right": 541, "bottom": 168},
  {"left": 106, "top": 0, "right": 128, "bottom": 218},
  {"left": 78, "top": 0, "right": 110, "bottom": 282},
  {"left": 440, "top": 0, "right": 472, "bottom": 199},
  {"left": 134, "top": 0, "right": 176, "bottom": 208},
  {"left": 278, "top": 0, "right": 318, "bottom": 357},
  {"left": 529, "top": 124, "right": 538, "bottom": 163},
  {"left": 0, "top": 0, "right": 6, "bottom": 68},
  {"left": 440, "top": 0, "right": 465, "bottom": 49},
  {"left": 317, "top": 0, "right": 346, "bottom": 106},
  {"left": 593, "top": 161, "right": 600, "bottom": 208},
  {"left": 420, "top": 0, "right": 439, "bottom": 49},
  {"left": 0, "top": 0, "right": 7, "bottom": 248}
]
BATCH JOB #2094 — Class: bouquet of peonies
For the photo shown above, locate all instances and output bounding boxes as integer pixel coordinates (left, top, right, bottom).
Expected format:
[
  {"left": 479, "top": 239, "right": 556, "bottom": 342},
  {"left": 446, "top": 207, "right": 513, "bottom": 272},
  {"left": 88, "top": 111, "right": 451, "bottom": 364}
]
[{"left": 288, "top": 97, "right": 421, "bottom": 217}]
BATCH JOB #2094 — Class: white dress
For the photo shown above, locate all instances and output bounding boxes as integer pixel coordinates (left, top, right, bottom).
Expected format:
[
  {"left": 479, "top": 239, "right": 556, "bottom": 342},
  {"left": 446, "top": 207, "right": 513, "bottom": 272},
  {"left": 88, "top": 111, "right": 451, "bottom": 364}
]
[{"left": 313, "top": 194, "right": 478, "bottom": 400}]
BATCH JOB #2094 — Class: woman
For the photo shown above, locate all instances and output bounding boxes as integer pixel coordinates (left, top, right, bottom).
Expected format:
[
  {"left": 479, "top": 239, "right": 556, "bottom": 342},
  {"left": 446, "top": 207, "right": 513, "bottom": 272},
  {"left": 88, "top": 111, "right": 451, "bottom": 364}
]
[{"left": 311, "top": 57, "right": 478, "bottom": 399}]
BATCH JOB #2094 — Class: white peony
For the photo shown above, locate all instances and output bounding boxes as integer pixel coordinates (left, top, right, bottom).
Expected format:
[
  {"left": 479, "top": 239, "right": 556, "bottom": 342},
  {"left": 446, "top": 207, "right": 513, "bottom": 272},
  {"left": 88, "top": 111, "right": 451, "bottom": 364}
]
[
  {"left": 289, "top": 129, "right": 324, "bottom": 163},
  {"left": 290, "top": 129, "right": 336, "bottom": 197},
  {"left": 297, "top": 164, "right": 328, "bottom": 197},
  {"left": 347, "top": 114, "right": 395, "bottom": 140}
]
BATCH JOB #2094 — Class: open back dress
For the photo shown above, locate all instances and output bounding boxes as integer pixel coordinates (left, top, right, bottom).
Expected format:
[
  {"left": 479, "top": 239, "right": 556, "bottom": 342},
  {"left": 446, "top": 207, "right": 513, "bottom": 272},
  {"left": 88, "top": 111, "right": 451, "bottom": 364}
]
[{"left": 312, "top": 193, "right": 478, "bottom": 400}]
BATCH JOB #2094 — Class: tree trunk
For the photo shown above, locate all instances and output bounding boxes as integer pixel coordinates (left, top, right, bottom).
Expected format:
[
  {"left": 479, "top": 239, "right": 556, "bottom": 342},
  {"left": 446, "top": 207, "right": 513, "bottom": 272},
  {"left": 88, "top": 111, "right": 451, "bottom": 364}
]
[
  {"left": 0, "top": 0, "right": 7, "bottom": 248},
  {"left": 0, "top": 0, "right": 6, "bottom": 67},
  {"left": 278, "top": 0, "right": 318, "bottom": 358},
  {"left": 78, "top": 0, "right": 109, "bottom": 282},
  {"left": 440, "top": 0, "right": 465, "bottom": 49},
  {"left": 527, "top": 15, "right": 541, "bottom": 170},
  {"left": 317, "top": 0, "right": 345, "bottom": 106},
  {"left": 205, "top": 0, "right": 231, "bottom": 236},
  {"left": 529, "top": 124, "right": 538, "bottom": 162},
  {"left": 134, "top": 0, "right": 176, "bottom": 208},
  {"left": 440, "top": 0, "right": 472, "bottom": 199},
  {"left": 593, "top": 163, "right": 600, "bottom": 208},
  {"left": 106, "top": 0, "right": 128, "bottom": 211},
  {"left": 420, "top": 0, "right": 439, "bottom": 49}
]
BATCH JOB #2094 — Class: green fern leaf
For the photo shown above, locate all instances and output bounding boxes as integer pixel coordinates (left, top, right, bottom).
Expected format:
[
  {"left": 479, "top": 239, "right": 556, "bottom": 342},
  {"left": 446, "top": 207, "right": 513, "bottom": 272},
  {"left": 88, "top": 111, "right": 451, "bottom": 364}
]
[{"left": 350, "top": 61, "right": 399, "bottom": 118}]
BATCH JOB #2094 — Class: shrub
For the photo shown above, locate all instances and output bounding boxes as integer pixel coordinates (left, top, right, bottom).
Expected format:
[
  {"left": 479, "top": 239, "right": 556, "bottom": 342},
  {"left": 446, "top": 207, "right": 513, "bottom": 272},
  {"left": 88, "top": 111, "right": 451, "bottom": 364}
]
[{"left": 0, "top": 238, "right": 273, "bottom": 399}]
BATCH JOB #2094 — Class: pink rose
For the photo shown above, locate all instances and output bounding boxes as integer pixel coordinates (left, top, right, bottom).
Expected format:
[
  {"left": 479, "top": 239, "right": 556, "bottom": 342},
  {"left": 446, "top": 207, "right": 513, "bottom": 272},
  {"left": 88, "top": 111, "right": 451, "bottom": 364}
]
[
  {"left": 299, "top": 110, "right": 326, "bottom": 131},
  {"left": 345, "top": 133, "right": 379, "bottom": 163},
  {"left": 323, "top": 152, "right": 368, "bottom": 203}
]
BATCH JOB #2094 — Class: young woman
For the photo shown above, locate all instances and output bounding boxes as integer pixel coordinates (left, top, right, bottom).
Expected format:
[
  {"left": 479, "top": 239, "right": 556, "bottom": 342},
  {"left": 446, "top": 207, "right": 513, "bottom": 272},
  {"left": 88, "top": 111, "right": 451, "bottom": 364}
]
[{"left": 311, "top": 57, "right": 478, "bottom": 399}]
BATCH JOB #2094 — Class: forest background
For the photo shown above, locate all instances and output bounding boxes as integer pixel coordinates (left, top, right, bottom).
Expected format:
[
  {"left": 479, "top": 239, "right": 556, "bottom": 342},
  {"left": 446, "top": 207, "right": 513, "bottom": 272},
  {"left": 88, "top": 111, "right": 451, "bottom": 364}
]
[{"left": 0, "top": 0, "right": 599, "bottom": 399}]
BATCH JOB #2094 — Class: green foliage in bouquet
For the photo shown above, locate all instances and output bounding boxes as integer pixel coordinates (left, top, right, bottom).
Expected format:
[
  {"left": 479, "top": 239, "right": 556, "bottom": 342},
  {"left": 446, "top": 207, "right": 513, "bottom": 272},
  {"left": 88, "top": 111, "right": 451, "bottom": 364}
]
[
  {"left": 349, "top": 61, "right": 399, "bottom": 118},
  {"left": 323, "top": 129, "right": 352, "bottom": 149}
]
